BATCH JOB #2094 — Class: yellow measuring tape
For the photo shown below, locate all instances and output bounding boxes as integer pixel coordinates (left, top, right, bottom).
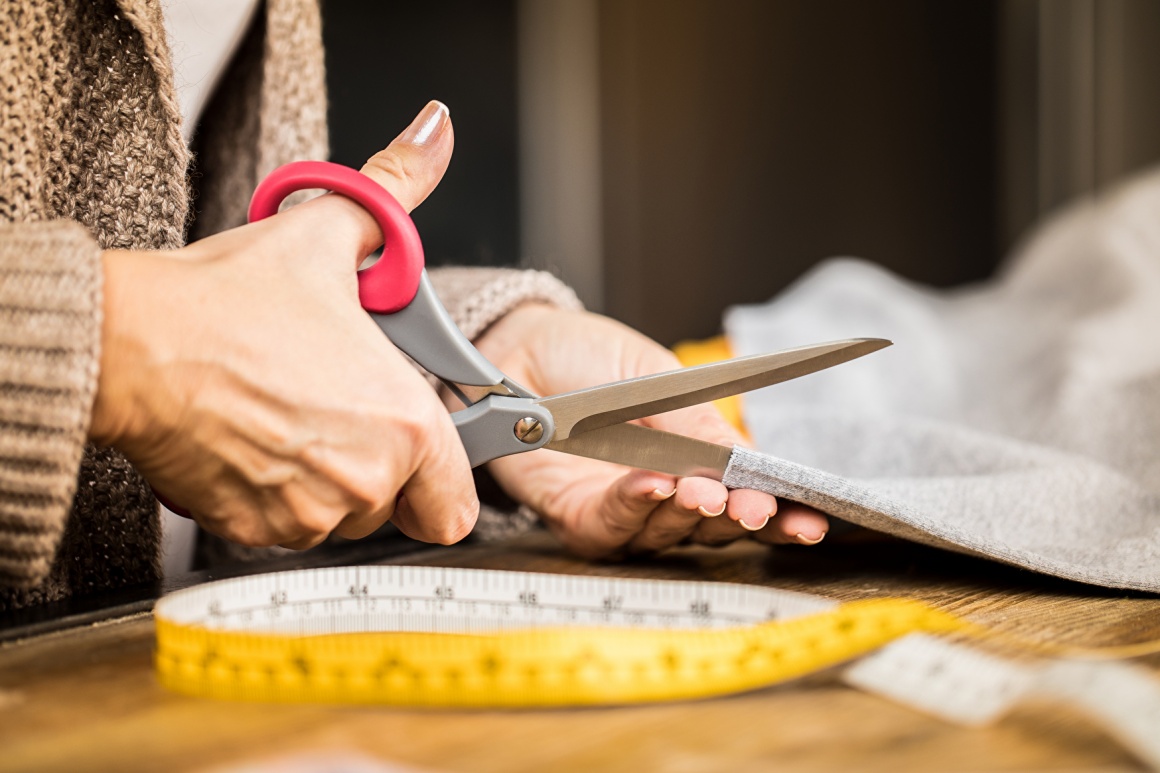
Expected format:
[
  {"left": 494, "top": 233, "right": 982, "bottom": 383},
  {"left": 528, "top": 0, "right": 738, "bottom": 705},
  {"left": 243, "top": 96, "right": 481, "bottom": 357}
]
[
  {"left": 155, "top": 565, "right": 971, "bottom": 707},
  {"left": 156, "top": 338, "right": 1160, "bottom": 709}
]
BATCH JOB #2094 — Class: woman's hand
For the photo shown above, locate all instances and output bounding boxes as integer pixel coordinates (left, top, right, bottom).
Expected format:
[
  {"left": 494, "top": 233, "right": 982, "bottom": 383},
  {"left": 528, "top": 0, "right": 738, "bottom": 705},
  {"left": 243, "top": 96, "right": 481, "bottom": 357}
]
[
  {"left": 91, "top": 101, "right": 480, "bottom": 550},
  {"left": 468, "top": 304, "right": 830, "bottom": 559}
]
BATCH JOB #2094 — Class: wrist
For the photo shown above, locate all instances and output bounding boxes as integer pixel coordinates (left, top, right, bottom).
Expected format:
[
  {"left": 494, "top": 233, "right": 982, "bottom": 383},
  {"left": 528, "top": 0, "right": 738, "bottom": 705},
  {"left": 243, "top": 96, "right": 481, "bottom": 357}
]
[
  {"left": 471, "top": 302, "right": 557, "bottom": 369},
  {"left": 90, "top": 250, "right": 160, "bottom": 447}
]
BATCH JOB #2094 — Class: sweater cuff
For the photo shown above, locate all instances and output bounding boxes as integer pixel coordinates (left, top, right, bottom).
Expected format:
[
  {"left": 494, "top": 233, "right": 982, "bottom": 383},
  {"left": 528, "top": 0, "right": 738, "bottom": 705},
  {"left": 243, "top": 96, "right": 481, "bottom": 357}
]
[
  {"left": 0, "top": 222, "right": 103, "bottom": 587},
  {"left": 427, "top": 267, "right": 583, "bottom": 343}
]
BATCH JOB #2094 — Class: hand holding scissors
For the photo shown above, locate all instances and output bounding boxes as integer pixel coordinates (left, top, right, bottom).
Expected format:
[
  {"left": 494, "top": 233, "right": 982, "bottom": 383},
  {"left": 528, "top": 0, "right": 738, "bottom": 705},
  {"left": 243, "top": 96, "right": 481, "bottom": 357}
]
[
  {"left": 235, "top": 160, "right": 888, "bottom": 553},
  {"left": 126, "top": 103, "right": 887, "bottom": 553},
  {"left": 101, "top": 106, "right": 479, "bottom": 550}
]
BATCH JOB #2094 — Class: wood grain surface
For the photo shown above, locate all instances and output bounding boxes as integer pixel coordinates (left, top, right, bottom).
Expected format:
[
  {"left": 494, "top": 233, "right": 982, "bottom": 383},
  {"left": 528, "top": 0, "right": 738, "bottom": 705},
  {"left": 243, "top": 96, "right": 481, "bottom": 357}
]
[{"left": 2, "top": 530, "right": 1158, "bottom": 773}]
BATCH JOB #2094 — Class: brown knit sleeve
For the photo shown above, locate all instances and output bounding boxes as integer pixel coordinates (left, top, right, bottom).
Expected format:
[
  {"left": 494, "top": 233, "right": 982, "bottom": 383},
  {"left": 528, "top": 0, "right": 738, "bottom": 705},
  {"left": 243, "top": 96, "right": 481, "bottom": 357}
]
[
  {"left": 0, "top": 222, "right": 103, "bottom": 588},
  {"left": 427, "top": 267, "right": 583, "bottom": 342}
]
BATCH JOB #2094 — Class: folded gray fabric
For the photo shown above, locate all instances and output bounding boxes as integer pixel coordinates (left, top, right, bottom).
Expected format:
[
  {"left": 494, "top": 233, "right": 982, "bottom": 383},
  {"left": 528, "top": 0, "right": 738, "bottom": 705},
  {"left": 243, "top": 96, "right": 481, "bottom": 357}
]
[{"left": 722, "top": 167, "right": 1160, "bottom": 592}]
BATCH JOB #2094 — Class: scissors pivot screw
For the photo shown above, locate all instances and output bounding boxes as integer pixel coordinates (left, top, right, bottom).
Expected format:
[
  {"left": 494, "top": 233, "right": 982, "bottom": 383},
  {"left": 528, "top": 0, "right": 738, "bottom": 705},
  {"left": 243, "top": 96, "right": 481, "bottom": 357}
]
[{"left": 513, "top": 417, "right": 545, "bottom": 444}]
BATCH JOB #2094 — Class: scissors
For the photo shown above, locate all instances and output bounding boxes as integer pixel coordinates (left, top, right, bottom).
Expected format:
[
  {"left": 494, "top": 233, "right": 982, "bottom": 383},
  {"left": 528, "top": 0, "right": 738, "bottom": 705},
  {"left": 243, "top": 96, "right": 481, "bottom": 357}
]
[{"left": 158, "top": 161, "right": 888, "bottom": 516}]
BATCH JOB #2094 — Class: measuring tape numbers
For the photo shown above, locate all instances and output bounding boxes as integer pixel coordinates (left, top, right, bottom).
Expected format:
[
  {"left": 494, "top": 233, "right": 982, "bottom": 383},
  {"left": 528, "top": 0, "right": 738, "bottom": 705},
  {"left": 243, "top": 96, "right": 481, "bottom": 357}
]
[{"left": 154, "top": 565, "right": 966, "bottom": 707}]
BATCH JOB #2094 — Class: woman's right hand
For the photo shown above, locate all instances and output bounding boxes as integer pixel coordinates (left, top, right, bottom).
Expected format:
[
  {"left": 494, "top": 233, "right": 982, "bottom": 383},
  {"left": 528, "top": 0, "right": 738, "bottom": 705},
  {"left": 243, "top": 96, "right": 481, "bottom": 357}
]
[{"left": 90, "top": 101, "right": 479, "bottom": 550}]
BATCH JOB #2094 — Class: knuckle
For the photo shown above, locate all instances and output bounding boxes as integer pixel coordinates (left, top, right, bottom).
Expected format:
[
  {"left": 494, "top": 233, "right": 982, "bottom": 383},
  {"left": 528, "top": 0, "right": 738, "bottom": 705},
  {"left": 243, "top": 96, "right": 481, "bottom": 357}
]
[
  {"left": 334, "top": 516, "right": 380, "bottom": 541},
  {"left": 602, "top": 515, "right": 643, "bottom": 540},
  {"left": 221, "top": 522, "right": 278, "bottom": 548},
  {"left": 613, "top": 483, "right": 647, "bottom": 514},
  {"left": 346, "top": 464, "right": 399, "bottom": 514},
  {"left": 697, "top": 412, "right": 737, "bottom": 444},
  {"left": 284, "top": 532, "right": 329, "bottom": 551},
  {"left": 630, "top": 343, "right": 681, "bottom": 378},
  {"left": 694, "top": 529, "right": 739, "bottom": 547},
  {"left": 392, "top": 399, "right": 440, "bottom": 456},
  {"left": 427, "top": 499, "right": 478, "bottom": 545},
  {"left": 412, "top": 403, "right": 471, "bottom": 474},
  {"left": 302, "top": 441, "right": 395, "bottom": 515},
  {"left": 291, "top": 508, "right": 339, "bottom": 541},
  {"left": 647, "top": 522, "right": 692, "bottom": 542},
  {"left": 197, "top": 506, "right": 276, "bottom": 548},
  {"left": 363, "top": 151, "right": 418, "bottom": 192}
]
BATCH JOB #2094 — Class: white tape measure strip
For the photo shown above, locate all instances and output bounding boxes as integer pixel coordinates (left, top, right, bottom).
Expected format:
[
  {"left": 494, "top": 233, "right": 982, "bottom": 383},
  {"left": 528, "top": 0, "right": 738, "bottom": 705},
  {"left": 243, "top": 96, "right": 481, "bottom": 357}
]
[
  {"left": 159, "top": 564, "right": 836, "bottom": 634},
  {"left": 845, "top": 634, "right": 1160, "bottom": 770}
]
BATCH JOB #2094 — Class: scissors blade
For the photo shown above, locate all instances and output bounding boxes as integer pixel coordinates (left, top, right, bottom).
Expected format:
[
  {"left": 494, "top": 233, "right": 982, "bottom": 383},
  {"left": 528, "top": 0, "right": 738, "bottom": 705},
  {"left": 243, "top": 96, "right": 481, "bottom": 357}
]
[
  {"left": 546, "top": 423, "right": 733, "bottom": 480},
  {"left": 537, "top": 338, "right": 890, "bottom": 441}
]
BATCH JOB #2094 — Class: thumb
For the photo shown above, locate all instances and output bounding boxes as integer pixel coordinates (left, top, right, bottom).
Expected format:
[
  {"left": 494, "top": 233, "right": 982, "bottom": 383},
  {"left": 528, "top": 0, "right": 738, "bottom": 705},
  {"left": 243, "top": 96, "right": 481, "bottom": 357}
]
[
  {"left": 361, "top": 99, "right": 454, "bottom": 213},
  {"left": 294, "top": 100, "right": 454, "bottom": 260},
  {"left": 642, "top": 402, "right": 750, "bottom": 451},
  {"left": 629, "top": 341, "right": 751, "bottom": 450}
]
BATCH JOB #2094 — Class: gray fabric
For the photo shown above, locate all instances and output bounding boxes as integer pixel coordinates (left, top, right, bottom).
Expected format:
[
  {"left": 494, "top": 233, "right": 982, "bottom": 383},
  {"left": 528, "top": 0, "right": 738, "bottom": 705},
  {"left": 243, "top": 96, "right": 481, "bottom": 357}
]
[{"left": 722, "top": 167, "right": 1160, "bottom": 592}]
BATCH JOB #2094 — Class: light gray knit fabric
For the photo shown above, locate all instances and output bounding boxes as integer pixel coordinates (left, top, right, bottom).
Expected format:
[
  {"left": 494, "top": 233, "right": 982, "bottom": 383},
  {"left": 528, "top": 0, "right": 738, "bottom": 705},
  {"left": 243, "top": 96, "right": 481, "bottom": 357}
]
[{"left": 722, "top": 167, "right": 1160, "bottom": 592}]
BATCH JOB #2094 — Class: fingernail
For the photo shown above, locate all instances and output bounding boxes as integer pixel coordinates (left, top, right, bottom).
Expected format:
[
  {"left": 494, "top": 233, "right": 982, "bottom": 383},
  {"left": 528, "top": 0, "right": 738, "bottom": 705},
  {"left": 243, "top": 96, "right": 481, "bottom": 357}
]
[
  {"left": 739, "top": 514, "right": 770, "bottom": 531},
  {"left": 650, "top": 487, "right": 677, "bottom": 501},
  {"left": 697, "top": 502, "right": 727, "bottom": 517},
  {"left": 795, "top": 532, "right": 826, "bottom": 545},
  {"left": 397, "top": 100, "right": 450, "bottom": 146}
]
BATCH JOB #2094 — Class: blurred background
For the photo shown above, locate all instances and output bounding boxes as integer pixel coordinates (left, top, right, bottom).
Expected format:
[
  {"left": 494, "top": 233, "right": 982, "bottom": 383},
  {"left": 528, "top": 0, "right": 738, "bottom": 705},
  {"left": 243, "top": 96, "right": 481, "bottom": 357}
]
[{"left": 324, "top": 0, "right": 1160, "bottom": 346}]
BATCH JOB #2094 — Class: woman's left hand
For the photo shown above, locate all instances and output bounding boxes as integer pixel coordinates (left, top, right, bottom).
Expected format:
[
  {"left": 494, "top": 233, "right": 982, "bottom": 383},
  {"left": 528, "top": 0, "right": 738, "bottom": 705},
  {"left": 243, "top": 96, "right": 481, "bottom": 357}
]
[{"left": 463, "top": 304, "right": 830, "bottom": 559}]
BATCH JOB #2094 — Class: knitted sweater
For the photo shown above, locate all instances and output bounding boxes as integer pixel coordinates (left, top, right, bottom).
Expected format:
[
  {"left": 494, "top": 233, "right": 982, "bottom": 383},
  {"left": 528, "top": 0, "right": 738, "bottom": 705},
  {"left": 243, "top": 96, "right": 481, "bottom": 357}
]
[{"left": 0, "top": 0, "right": 578, "bottom": 611}]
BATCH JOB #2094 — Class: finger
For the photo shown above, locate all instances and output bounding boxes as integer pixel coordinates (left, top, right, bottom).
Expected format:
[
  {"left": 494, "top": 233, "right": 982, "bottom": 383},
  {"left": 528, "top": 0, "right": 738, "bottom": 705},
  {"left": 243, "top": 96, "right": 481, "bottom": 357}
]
[
  {"left": 279, "top": 531, "right": 330, "bottom": 551},
  {"left": 268, "top": 484, "right": 344, "bottom": 549},
  {"left": 643, "top": 385, "right": 788, "bottom": 549},
  {"left": 671, "top": 476, "right": 728, "bottom": 517},
  {"left": 627, "top": 476, "right": 724, "bottom": 553},
  {"left": 362, "top": 100, "right": 454, "bottom": 212},
  {"left": 690, "top": 486, "right": 765, "bottom": 548},
  {"left": 186, "top": 478, "right": 286, "bottom": 548},
  {"left": 389, "top": 404, "right": 479, "bottom": 546},
  {"left": 753, "top": 501, "right": 830, "bottom": 546},
  {"left": 561, "top": 469, "right": 678, "bottom": 559},
  {"left": 333, "top": 497, "right": 397, "bottom": 540},
  {"left": 282, "top": 100, "right": 455, "bottom": 261},
  {"left": 193, "top": 497, "right": 325, "bottom": 551},
  {"left": 725, "top": 488, "right": 778, "bottom": 531},
  {"left": 690, "top": 511, "right": 752, "bottom": 547}
]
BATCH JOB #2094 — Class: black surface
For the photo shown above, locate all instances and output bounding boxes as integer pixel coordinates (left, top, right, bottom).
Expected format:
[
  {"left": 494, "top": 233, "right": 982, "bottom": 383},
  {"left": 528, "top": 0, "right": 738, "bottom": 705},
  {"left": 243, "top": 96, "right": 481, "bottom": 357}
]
[{"left": 0, "top": 537, "right": 434, "bottom": 645}]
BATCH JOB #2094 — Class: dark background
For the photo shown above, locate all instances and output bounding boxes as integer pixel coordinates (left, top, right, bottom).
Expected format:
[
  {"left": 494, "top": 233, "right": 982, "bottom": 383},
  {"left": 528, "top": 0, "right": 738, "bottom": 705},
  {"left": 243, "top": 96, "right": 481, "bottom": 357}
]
[
  {"left": 598, "top": 0, "right": 1000, "bottom": 342},
  {"left": 322, "top": 0, "right": 1160, "bottom": 345},
  {"left": 323, "top": 0, "right": 521, "bottom": 268}
]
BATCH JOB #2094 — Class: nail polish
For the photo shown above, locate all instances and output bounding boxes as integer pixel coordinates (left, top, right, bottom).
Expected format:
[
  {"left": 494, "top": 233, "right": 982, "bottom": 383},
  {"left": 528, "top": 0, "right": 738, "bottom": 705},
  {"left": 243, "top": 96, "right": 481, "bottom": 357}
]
[
  {"left": 650, "top": 488, "right": 677, "bottom": 501},
  {"left": 397, "top": 100, "right": 450, "bottom": 146},
  {"left": 739, "top": 514, "right": 770, "bottom": 531},
  {"left": 795, "top": 532, "right": 826, "bottom": 545},
  {"left": 697, "top": 503, "right": 727, "bottom": 517}
]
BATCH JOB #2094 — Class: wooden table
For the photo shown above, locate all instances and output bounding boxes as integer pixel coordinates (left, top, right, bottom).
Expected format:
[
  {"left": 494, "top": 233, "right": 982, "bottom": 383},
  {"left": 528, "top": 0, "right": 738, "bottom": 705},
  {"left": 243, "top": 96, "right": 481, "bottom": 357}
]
[{"left": 2, "top": 531, "right": 1158, "bottom": 773}]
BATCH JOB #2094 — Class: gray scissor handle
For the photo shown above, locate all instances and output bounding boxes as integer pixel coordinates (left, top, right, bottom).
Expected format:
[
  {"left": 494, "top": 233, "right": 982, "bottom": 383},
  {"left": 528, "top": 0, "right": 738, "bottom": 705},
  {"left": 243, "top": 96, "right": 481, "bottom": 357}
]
[
  {"left": 451, "top": 396, "right": 555, "bottom": 468},
  {"left": 370, "top": 271, "right": 507, "bottom": 388},
  {"left": 369, "top": 269, "right": 553, "bottom": 467}
]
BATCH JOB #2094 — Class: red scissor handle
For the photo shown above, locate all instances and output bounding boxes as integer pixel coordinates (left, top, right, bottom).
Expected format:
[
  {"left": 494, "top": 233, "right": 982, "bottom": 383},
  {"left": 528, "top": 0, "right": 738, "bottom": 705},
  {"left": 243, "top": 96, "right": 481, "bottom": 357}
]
[{"left": 248, "top": 160, "right": 424, "bottom": 314}]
